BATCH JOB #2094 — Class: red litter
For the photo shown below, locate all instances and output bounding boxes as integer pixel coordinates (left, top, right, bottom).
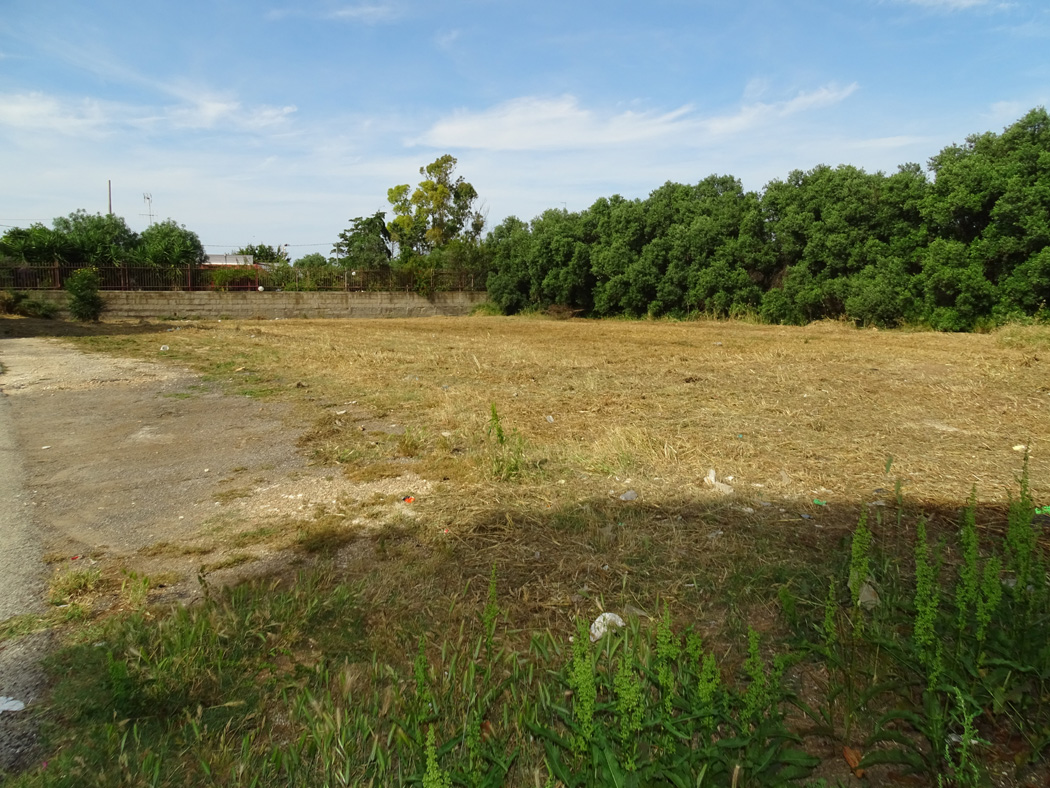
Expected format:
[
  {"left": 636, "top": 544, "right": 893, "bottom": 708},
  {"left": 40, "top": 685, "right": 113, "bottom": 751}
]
[{"left": 402, "top": 496, "right": 415, "bottom": 503}]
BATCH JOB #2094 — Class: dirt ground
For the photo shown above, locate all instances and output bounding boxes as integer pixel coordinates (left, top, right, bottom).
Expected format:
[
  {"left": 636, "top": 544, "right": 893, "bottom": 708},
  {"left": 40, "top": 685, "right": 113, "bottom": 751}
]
[{"left": 0, "top": 335, "right": 386, "bottom": 770}]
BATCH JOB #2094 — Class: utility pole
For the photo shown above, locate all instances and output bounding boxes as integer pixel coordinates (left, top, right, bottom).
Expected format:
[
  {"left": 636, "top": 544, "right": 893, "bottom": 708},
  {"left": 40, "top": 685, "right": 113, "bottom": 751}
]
[{"left": 108, "top": 180, "right": 113, "bottom": 215}]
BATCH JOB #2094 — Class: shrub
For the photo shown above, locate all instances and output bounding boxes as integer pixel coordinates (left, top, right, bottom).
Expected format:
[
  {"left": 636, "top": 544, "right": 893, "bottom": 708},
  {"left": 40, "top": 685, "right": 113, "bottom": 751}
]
[{"left": 65, "top": 267, "right": 105, "bottom": 321}]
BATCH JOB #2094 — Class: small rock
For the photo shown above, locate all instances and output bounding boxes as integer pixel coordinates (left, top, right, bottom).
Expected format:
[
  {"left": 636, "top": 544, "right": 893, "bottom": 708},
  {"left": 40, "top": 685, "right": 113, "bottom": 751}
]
[{"left": 619, "top": 489, "right": 638, "bottom": 501}]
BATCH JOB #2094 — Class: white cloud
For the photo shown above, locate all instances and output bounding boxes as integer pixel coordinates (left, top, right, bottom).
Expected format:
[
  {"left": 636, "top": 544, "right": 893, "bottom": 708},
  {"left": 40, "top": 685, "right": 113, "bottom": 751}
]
[{"left": 416, "top": 84, "right": 859, "bottom": 152}]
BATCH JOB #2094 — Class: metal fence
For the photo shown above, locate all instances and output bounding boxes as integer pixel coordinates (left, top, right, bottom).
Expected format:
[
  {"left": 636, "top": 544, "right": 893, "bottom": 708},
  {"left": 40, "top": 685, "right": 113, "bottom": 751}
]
[{"left": 0, "top": 265, "right": 485, "bottom": 293}]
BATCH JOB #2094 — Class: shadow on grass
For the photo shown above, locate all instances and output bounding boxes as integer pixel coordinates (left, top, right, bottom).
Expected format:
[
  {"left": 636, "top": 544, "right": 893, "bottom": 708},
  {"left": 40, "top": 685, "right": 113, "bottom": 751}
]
[{"left": 0, "top": 316, "right": 178, "bottom": 340}]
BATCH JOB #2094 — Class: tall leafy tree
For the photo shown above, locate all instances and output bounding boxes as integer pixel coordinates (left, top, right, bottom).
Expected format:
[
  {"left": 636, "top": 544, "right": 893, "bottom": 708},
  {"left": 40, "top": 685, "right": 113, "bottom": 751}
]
[{"left": 387, "top": 155, "right": 485, "bottom": 258}]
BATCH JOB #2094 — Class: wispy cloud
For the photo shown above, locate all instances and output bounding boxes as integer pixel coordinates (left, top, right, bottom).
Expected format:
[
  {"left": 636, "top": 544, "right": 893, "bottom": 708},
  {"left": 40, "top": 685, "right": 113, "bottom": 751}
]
[
  {"left": 328, "top": 3, "right": 401, "bottom": 23},
  {"left": 702, "top": 83, "right": 859, "bottom": 136},
  {"left": 0, "top": 92, "right": 113, "bottom": 136},
  {"left": 896, "top": 0, "right": 992, "bottom": 9},
  {"left": 0, "top": 89, "right": 298, "bottom": 138},
  {"left": 414, "top": 95, "right": 695, "bottom": 151},
  {"left": 265, "top": 2, "right": 401, "bottom": 23},
  {"left": 416, "top": 84, "right": 859, "bottom": 152}
]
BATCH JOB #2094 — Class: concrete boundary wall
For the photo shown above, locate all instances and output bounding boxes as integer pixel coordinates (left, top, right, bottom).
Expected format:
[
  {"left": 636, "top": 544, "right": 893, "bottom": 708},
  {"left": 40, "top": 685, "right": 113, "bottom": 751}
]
[{"left": 32, "top": 290, "right": 489, "bottom": 320}]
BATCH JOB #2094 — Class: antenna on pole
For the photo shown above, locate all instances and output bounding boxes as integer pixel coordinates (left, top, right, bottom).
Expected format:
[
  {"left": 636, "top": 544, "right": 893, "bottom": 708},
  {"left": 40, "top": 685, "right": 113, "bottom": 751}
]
[{"left": 142, "top": 193, "right": 154, "bottom": 227}]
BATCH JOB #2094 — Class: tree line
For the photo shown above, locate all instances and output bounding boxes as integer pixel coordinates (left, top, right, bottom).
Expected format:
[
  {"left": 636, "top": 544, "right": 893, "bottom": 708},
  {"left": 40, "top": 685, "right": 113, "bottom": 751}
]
[
  {"left": 486, "top": 107, "right": 1050, "bottom": 329},
  {"left": 3, "top": 107, "right": 1047, "bottom": 328}
]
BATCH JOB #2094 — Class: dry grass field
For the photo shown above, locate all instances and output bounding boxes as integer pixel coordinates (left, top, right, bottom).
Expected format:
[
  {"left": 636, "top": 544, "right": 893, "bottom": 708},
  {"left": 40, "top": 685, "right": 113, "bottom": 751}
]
[
  {"left": 61, "top": 315, "right": 1049, "bottom": 637},
  {"left": 5, "top": 313, "right": 1050, "bottom": 786}
]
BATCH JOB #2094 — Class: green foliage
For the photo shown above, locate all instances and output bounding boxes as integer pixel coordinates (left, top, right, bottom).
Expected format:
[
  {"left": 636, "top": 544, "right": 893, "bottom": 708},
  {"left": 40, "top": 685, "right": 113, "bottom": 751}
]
[
  {"left": 1, "top": 210, "right": 203, "bottom": 270},
  {"left": 208, "top": 265, "right": 259, "bottom": 291},
  {"left": 139, "top": 220, "right": 206, "bottom": 267},
  {"left": 0, "top": 290, "right": 58, "bottom": 318},
  {"left": 233, "top": 243, "right": 289, "bottom": 266},
  {"left": 331, "top": 211, "right": 392, "bottom": 269},
  {"left": 52, "top": 210, "right": 139, "bottom": 267},
  {"left": 387, "top": 155, "right": 485, "bottom": 259},
  {"left": 481, "top": 107, "right": 1050, "bottom": 330},
  {"left": 11, "top": 469, "right": 1050, "bottom": 787},
  {"left": 486, "top": 404, "right": 526, "bottom": 481},
  {"left": 64, "top": 267, "right": 105, "bottom": 321}
]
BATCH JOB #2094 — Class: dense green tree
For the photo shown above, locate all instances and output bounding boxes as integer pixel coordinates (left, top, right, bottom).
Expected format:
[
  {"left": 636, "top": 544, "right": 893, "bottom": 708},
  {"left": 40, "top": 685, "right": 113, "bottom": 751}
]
[
  {"left": 485, "top": 216, "right": 534, "bottom": 313},
  {"left": 233, "top": 244, "right": 289, "bottom": 266},
  {"left": 52, "top": 210, "right": 139, "bottom": 267},
  {"left": 293, "top": 252, "right": 332, "bottom": 269},
  {"left": 924, "top": 107, "right": 1050, "bottom": 318},
  {"left": 0, "top": 224, "right": 74, "bottom": 265},
  {"left": 331, "top": 211, "right": 392, "bottom": 269},
  {"left": 139, "top": 220, "right": 206, "bottom": 267}
]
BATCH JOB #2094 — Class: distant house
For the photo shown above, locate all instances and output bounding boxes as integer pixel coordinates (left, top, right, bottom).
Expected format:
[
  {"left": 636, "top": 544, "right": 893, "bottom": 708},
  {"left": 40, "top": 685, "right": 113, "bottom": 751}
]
[{"left": 204, "top": 254, "right": 255, "bottom": 267}]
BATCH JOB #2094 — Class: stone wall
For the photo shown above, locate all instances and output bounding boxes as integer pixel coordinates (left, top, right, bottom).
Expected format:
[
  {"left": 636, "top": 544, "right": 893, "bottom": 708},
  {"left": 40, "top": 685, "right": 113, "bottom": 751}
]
[{"left": 31, "top": 290, "right": 489, "bottom": 320}]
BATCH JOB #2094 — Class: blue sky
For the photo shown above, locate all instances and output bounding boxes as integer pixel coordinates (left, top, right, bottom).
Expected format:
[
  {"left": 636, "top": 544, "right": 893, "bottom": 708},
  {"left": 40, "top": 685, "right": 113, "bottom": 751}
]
[{"left": 2, "top": 0, "right": 1048, "bottom": 259}]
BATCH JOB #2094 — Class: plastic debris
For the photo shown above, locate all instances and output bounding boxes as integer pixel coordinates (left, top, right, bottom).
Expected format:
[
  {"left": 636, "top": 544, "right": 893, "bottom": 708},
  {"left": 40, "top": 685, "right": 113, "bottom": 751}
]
[
  {"left": 858, "top": 582, "right": 880, "bottom": 610},
  {"left": 619, "top": 489, "right": 638, "bottom": 501},
  {"left": 402, "top": 496, "right": 415, "bottom": 503},
  {"left": 41, "top": 446, "right": 51, "bottom": 450},
  {"left": 1013, "top": 444, "right": 1027, "bottom": 452},
  {"left": 704, "top": 469, "right": 734, "bottom": 495},
  {"left": 800, "top": 513, "right": 813, "bottom": 520},
  {"left": 0, "top": 697, "right": 25, "bottom": 714},
  {"left": 849, "top": 570, "right": 880, "bottom": 610},
  {"left": 1035, "top": 505, "right": 1050, "bottom": 516},
  {"left": 160, "top": 345, "right": 169, "bottom": 352},
  {"left": 545, "top": 415, "right": 554, "bottom": 423},
  {"left": 813, "top": 499, "right": 827, "bottom": 506},
  {"left": 589, "top": 612, "right": 625, "bottom": 642},
  {"left": 708, "top": 529, "right": 724, "bottom": 538}
]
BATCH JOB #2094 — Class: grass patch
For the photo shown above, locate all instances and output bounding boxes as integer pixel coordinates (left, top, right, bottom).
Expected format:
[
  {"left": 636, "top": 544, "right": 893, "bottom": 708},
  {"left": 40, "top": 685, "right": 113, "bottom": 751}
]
[{"left": 48, "top": 567, "right": 102, "bottom": 606}]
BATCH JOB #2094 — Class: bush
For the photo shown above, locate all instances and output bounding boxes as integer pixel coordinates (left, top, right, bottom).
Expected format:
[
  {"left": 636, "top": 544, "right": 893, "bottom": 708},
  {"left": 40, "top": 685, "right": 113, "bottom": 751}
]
[
  {"left": 65, "top": 267, "right": 105, "bottom": 321},
  {"left": 1, "top": 289, "right": 58, "bottom": 318}
]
